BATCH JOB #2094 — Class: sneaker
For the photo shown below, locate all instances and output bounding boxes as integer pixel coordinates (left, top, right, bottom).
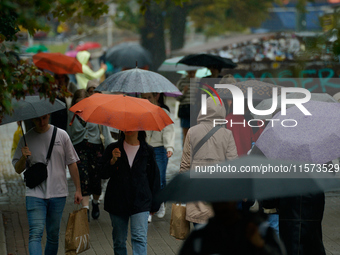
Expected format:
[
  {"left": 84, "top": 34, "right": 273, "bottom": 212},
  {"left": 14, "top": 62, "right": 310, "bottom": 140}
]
[
  {"left": 148, "top": 215, "right": 152, "bottom": 223},
  {"left": 92, "top": 201, "right": 100, "bottom": 219},
  {"left": 155, "top": 203, "right": 166, "bottom": 218}
]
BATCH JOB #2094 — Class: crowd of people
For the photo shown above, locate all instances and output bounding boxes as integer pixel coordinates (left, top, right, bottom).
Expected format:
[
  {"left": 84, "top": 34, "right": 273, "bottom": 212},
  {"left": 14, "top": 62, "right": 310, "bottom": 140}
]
[{"left": 9, "top": 51, "right": 338, "bottom": 255}]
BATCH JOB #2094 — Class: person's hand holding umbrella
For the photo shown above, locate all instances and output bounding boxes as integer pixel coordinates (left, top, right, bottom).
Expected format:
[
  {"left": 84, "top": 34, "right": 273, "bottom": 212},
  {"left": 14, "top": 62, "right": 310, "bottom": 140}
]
[
  {"left": 110, "top": 148, "right": 121, "bottom": 165},
  {"left": 21, "top": 146, "right": 31, "bottom": 159},
  {"left": 14, "top": 146, "right": 32, "bottom": 174}
]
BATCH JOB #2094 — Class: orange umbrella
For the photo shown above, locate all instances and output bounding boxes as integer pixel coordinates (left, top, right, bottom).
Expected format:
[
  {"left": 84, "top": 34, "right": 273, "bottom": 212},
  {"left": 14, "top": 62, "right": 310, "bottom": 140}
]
[
  {"left": 33, "top": 52, "right": 82, "bottom": 74},
  {"left": 69, "top": 94, "right": 173, "bottom": 132}
]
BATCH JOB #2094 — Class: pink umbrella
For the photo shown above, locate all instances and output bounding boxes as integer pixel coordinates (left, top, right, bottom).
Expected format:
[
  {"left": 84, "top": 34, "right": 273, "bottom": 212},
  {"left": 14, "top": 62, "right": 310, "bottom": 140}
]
[{"left": 65, "top": 50, "right": 79, "bottom": 58}]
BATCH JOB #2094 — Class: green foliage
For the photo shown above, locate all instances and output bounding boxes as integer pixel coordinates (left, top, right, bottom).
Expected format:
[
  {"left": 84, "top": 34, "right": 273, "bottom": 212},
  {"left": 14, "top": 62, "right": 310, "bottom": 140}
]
[
  {"left": 0, "top": 0, "right": 108, "bottom": 122},
  {"left": 0, "top": 0, "right": 109, "bottom": 41},
  {"left": 113, "top": 1, "right": 141, "bottom": 32},
  {"left": 0, "top": 43, "right": 72, "bottom": 122},
  {"left": 189, "top": 0, "right": 275, "bottom": 36}
]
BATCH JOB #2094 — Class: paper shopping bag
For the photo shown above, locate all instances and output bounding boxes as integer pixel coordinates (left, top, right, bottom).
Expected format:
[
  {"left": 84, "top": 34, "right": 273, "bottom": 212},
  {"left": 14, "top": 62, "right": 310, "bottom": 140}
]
[
  {"left": 170, "top": 203, "right": 190, "bottom": 240},
  {"left": 65, "top": 208, "right": 90, "bottom": 254}
]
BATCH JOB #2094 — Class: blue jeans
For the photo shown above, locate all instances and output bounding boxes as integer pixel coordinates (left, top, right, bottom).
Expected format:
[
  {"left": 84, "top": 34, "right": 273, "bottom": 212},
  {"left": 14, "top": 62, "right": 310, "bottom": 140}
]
[
  {"left": 153, "top": 146, "right": 168, "bottom": 190},
  {"left": 26, "top": 196, "right": 66, "bottom": 255},
  {"left": 110, "top": 212, "right": 149, "bottom": 255}
]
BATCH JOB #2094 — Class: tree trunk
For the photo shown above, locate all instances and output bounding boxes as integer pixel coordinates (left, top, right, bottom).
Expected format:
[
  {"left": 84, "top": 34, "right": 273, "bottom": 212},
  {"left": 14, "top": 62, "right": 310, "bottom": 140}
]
[
  {"left": 140, "top": 1, "right": 166, "bottom": 71},
  {"left": 170, "top": 4, "right": 188, "bottom": 52}
]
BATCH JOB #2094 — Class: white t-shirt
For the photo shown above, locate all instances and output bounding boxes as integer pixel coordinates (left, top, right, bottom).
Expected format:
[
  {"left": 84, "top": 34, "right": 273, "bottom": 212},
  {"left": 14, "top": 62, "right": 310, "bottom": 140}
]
[
  {"left": 12, "top": 125, "right": 79, "bottom": 199},
  {"left": 123, "top": 141, "right": 140, "bottom": 168}
]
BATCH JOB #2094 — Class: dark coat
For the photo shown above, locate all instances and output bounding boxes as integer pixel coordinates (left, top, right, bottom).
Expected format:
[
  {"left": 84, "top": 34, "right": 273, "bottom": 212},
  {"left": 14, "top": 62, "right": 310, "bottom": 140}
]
[
  {"left": 279, "top": 194, "right": 326, "bottom": 255},
  {"left": 179, "top": 216, "right": 286, "bottom": 255},
  {"left": 98, "top": 139, "right": 161, "bottom": 216},
  {"left": 251, "top": 145, "right": 326, "bottom": 255}
]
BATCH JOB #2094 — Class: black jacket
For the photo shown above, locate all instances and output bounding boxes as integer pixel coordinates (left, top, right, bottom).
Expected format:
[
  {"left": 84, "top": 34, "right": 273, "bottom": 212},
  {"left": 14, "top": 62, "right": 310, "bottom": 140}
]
[
  {"left": 98, "top": 139, "right": 161, "bottom": 216},
  {"left": 179, "top": 216, "right": 286, "bottom": 255},
  {"left": 251, "top": 145, "right": 326, "bottom": 255}
]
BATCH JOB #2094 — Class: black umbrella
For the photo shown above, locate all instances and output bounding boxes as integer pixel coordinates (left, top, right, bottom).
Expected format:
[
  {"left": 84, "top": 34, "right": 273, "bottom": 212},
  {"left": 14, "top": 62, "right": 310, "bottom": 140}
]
[
  {"left": 105, "top": 42, "right": 152, "bottom": 68},
  {"left": 177, "top": 53, "right": 237, "bottom": 69},
  {"left": 1, "top": 96, "right": 66, "bottom": 144},
  {"left": 156, "top": 155, "right": 340, "bottom": 203},
  {"left": 1, "top": 96, "right": 66, "bottom": 125}
]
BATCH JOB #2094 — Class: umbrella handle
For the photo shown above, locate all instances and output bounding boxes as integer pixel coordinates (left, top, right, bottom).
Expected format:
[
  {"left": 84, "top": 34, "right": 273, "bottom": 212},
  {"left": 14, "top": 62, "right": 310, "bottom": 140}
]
[
  {"left": 19, "top": 121, "right": 30, "bottom": 167},
  {"left": 69, "top": 111, "right": 82, "bottom": 126},
  {"left": 20, "top": 121, "right": 27, "bottom": 146}
]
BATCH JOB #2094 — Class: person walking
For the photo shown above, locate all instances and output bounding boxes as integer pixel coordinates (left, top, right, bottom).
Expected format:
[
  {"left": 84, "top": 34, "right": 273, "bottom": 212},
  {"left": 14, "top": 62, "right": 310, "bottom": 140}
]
[
  {"left": 180, "top": 96, "right": 238, "bottom": 229},
  {"left": 179, "top": 202, "right": 286, "bottom": 255},
  {"left": 98, "top": 131, "right": 161, "bottom": 255},
  {"left": 141, "top": 93, "right": 175, "bottom": 222},
  {"left": 176, "top": 70, "right": 198, "bottom": 145},
  {"left": 67, "top": 89, "right": 113, "bottom": 221},
  {"left": 12, "top": 114, "right": 82, "bottom": 255},
  {"left": 76, "top": 51, "right": 107, "bottom": 89}
]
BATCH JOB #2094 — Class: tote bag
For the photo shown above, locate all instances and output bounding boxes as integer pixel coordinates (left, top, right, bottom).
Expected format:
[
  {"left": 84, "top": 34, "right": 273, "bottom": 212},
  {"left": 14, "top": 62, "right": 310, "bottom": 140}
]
[{"left": 65, "top": 208, "right": 90, "bottom": 254}]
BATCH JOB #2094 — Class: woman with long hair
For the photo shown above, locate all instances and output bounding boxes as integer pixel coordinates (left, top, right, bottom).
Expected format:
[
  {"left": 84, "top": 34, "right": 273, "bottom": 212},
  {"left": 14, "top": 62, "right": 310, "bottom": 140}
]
[
  {"left": 67, "top": 89, "right": 113, "bottom": 221},
  {"left": 98, "top": 130, "right": 160, "bottom": 255}
]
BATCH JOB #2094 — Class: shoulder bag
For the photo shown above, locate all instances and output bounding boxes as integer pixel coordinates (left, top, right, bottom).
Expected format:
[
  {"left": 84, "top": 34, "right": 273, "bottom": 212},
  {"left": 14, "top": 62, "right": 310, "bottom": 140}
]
[{"left": 24, "top": 126, "right": 57, "bottom": 189}]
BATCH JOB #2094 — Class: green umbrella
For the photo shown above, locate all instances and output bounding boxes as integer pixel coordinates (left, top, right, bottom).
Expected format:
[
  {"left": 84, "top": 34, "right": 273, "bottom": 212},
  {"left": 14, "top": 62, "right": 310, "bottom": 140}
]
[{"left": 25, "top": 44, "right": 48, "bottom": 53}]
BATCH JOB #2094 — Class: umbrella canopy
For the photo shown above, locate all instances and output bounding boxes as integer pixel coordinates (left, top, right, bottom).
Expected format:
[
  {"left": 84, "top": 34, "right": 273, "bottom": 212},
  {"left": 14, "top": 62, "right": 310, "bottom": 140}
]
[
  {"left": 95, "top": 67, "right": 181, "bottom": 94},
  {"left": 252, "top": 92, "right": 338, "bottom": 119},
  {"left": 33, "top": 52, "right": 82, "bottom": 74},
  {"left": 177, "top": 53, "right": 237, "bottom": 69},
  {"left": 69, "top": 94, "right": 173, "bottom": 132},
  {"left": 106, "top": 42, "right": 152, "bottom": 68},
  {"left": 334, "top": 92, "right": 340, "bottom": 102},
  {"left": 256, "top": 101, "right": 340, "bottom": 164},
  {"left": 158, "top": 56, "right": 204, "bottom": 72},
  {"left": 216, "top": 79, "right": 281, "bottom": 101},
  {"left": 1, "top": 96, "right": 66, "bottom": 125},
  {"left": 75, "top": 42, "right": 101, "bottom": 51},
  {"left": 65, "top": 50, "right": 79, "bottom": 58},
  {"left": 157, "top": 156, "right": 340, "bottom": 203},
  {"left": 25, "top": 44, "right": 48, "bottom": 53}
]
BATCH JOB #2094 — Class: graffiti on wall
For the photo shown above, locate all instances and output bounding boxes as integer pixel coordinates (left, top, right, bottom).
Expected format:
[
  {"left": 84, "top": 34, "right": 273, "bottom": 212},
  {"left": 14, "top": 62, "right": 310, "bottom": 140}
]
[{"left": 226, "top": 66, "right": 340, "bottom": 95}]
